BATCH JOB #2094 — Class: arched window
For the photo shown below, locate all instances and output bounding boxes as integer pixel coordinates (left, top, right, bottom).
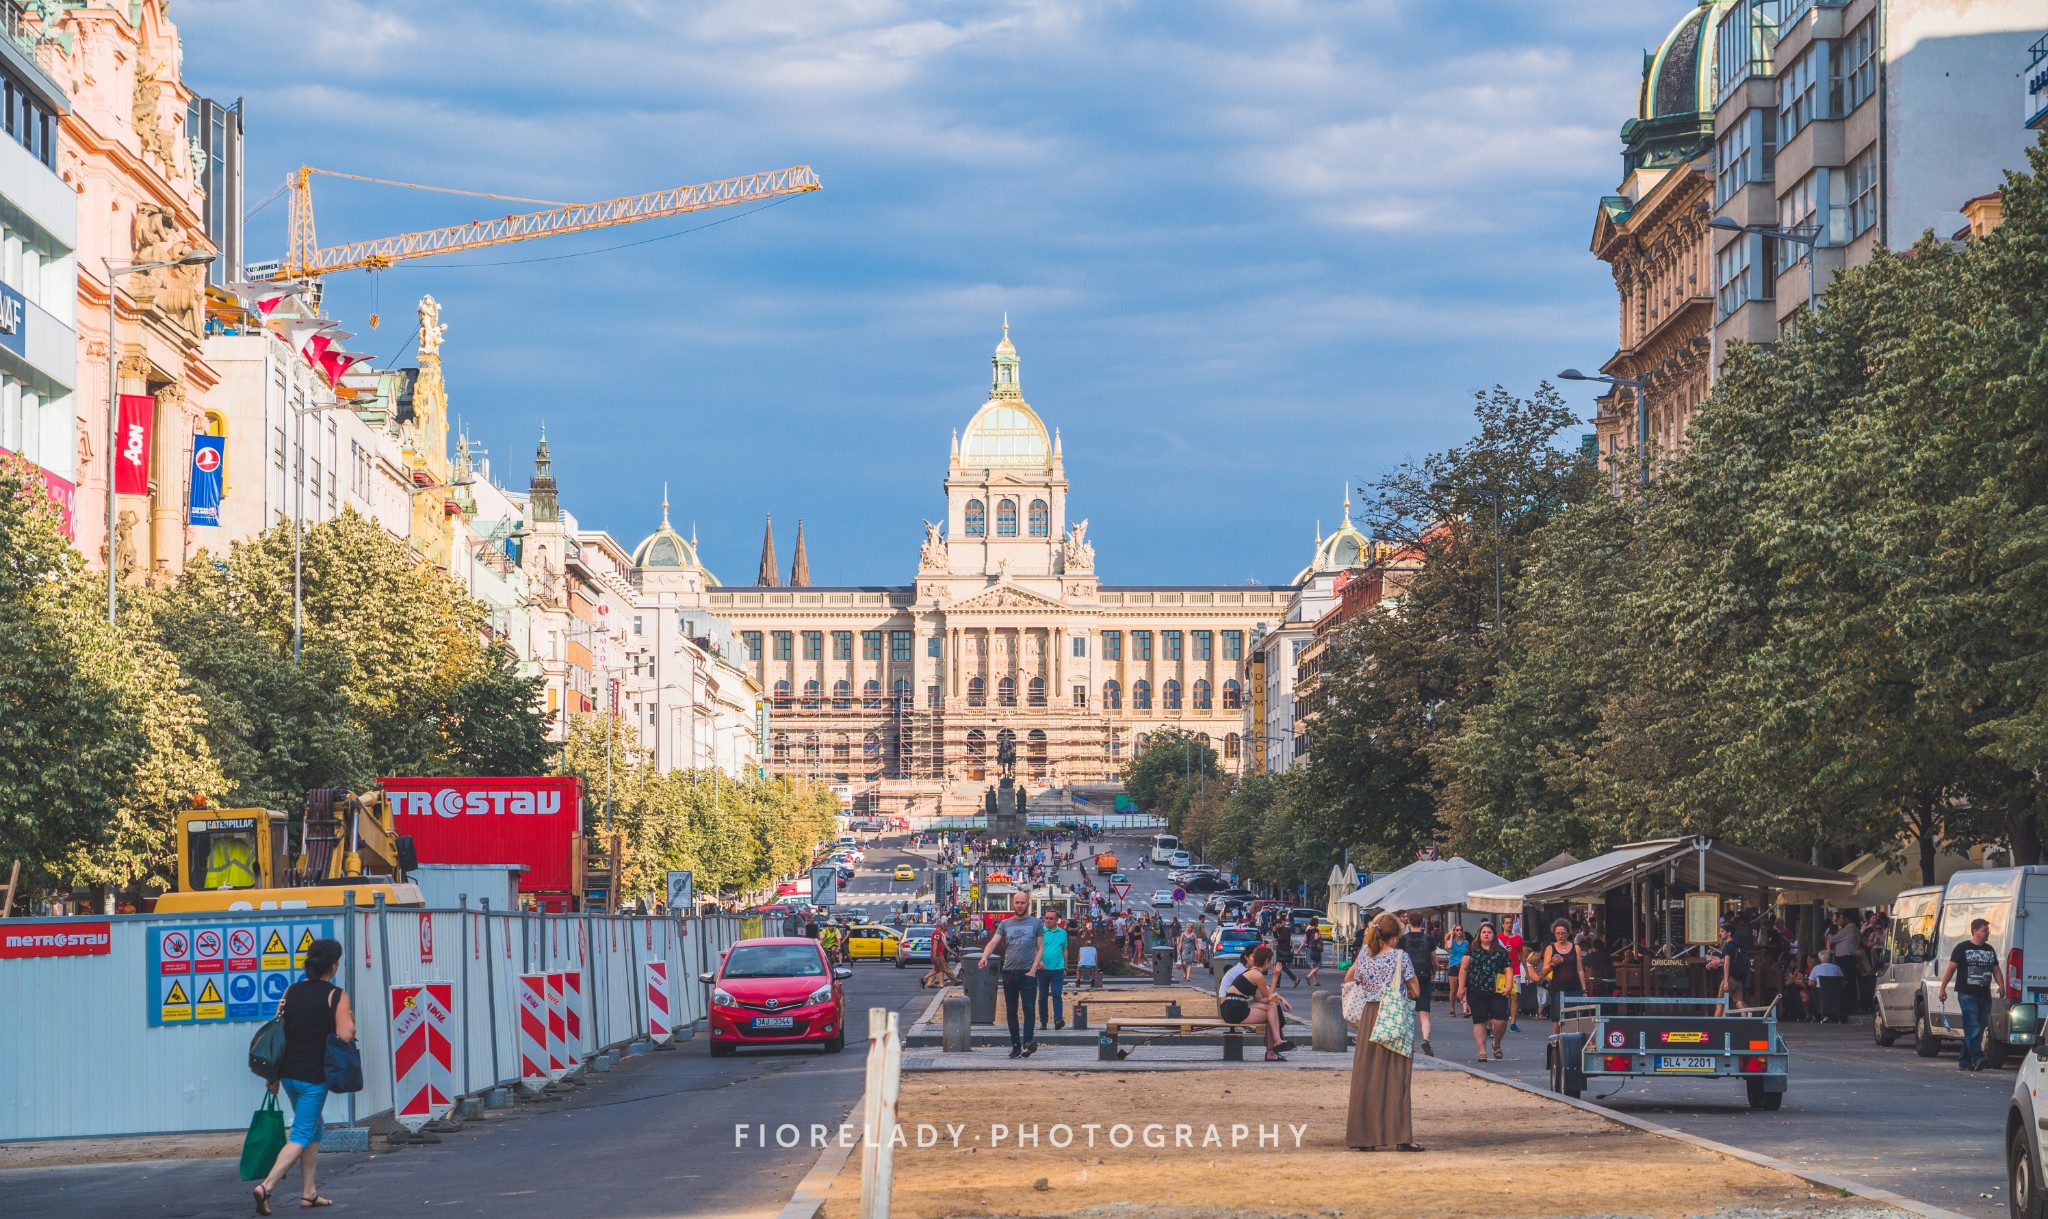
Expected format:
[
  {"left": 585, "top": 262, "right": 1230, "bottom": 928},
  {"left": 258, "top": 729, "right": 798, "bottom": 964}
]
[
  {"left": 802, "top": 733, "right": 821, "bottom": 760},
  {"left": 803, "top": 679, "right": 821, "bottom": 707},
  {"left": 998, "top": 676, "right": 1017, "bottom": 707},
  {"left": 1133, "top": 679, "right": 1152, "bottom": 711},
  {"left": 1163, "top": 679, "right": 1181, "bottom": 711},
  {"left": 863, "top": 679, "right": 882, "bottom": 709},
  {"left": 968, "top": 677, "right": 987, "bottom": 708},
  {"left": 1192, "top": 679, "right": 1212, "bottom": 710},
  {"left": 1027, "top": 677, "right": 1046, "bottom": 707},
  {"left": 1196, "top": 732, "right": 1211, "bottom": 747},
  {"left": 863, "top": 732, "right": 882, "bottom": 759},
  {"left": 833, "top": 679, "right": 852, "bottom": 709},
  {"left": 966, "top": 729, "right": 986, "bottom": 761},
  {"left": 965, "top": 499, "right": 986, "bottom": 537},
  {"left": 1102, "top": 679, "right": 1122, "bottom": 711},
  {"left": 1028, "top": 499, "right": 1049, "bottom": 536},
  {"left": 1027, "top": 729, "right": 1047, "bottom": 771},
  {"left": 1222, "top": 679, "right": 1241, "bottom": 710},
  {"left": 1224, "top": 732, "right": 1241, "bottom": 760},
  {"left": 774, "top": 679, "right": 792, "bottom": 707},
  {"left": 772, "top": 732, "right": 789, "bottom": 761},
  {"left": 1135, "top": 732, "right": 1150, "bottom": 756},
  {"left": 997, "top": 499, "right": 1018, "bottom": 536},
  {"left": 833, "top": 734, "right": 851, "bottom": 761},
  {"left": 893, "top": 678, "right": 911, "bottom": 704}
]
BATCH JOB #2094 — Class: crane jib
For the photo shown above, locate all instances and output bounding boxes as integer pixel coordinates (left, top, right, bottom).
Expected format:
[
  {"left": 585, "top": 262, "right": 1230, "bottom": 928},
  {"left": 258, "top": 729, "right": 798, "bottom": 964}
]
[{"left": 272, "top": 165, "right": 822, "bottom": 280}]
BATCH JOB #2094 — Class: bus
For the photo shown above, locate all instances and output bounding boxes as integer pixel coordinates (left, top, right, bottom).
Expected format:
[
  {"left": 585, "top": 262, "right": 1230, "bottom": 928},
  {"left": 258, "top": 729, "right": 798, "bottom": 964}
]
[{"left": 1150, "top": 833, "right": 1180, "bottom": 863}]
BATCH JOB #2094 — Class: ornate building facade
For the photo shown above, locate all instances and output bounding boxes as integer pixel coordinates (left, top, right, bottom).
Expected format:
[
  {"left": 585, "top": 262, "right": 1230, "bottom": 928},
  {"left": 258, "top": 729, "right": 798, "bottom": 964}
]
[
  {"left": 627, "top": 328, "right": 1294, "bottom": 816},
  {"left": 1589, "top": 0, "right": 1726, "bottom": 478}
]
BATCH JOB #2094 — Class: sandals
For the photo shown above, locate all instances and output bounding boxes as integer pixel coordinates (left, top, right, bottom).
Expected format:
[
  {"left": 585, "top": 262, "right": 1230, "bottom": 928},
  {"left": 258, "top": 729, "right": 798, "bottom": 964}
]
[
  {"left": 1492, "top": 1048, "right": 1505, "bottom": 1059},
  {"left": 300, "top": 1198, "right": 333, "bottom": 1209},
  {"left": 253, "top": 1184, "right": 273, "bottom": 1216},
  {"left": 1264, "top": 1051, "right": 1289, "bottom": 1061},
  {"left": 1395, "top": 1142, "right": 1426, "bottom": 1153}
]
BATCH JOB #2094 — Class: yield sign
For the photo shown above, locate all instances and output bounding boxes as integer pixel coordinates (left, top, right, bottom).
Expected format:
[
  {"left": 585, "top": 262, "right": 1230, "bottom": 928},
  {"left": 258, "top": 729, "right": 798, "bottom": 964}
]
[{"left": 1111, "top": 882, "right": 1131, "bottom": 900}]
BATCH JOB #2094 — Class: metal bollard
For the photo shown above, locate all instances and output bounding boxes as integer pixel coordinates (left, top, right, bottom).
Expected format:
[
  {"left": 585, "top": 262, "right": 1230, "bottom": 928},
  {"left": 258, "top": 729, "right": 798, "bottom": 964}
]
[
  {"left": 1098, "top": 1030, "right": 1117, "bottom": 1061},
  {"left": 1165, "top": 1002, "right": 1181, "bottom": 1019},
  {"left": 1073, "top": 1001, "right": 1089, "bottom": 1030},
  {"left": 941, "top": 994, "right": 972, "bottom": 1053},
  {"left": 1151, "top": 946, "right": 1172, "bottom": 987}
]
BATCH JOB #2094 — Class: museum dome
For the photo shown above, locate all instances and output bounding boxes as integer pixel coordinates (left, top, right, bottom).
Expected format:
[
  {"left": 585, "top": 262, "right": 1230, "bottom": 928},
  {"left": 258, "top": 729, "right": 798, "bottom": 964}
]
[
  {"left": 631, "top": 489, "right": 716, "bottom": 583},
  {"left": 1292, "top": 492, "right": 1374, "bottom": 584},
  {"left": 959, "top": 321, "right": 1054, "bottom": 469}
]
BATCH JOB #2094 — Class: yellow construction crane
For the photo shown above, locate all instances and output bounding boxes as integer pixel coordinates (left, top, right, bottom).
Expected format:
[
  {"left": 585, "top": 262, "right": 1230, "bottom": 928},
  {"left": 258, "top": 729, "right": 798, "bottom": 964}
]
[{"left": 256, "top": 164, "right": 821, "bottom": 282}]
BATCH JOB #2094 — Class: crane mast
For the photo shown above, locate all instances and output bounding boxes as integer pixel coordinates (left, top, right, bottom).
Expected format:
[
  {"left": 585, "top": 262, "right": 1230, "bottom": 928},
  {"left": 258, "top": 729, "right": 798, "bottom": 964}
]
[{"left": 267, "top": 164, "right": 821, "bottom": 281}]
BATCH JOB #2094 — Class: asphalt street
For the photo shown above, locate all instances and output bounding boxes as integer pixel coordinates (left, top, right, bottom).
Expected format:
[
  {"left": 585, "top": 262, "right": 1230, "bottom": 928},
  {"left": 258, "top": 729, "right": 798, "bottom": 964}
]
[
  {"left": 1397, "top": 987, "right": 2016, "bottom": 1217},
  {"left": 1, "top": 838, "right": 937, "bottom": 1219}
]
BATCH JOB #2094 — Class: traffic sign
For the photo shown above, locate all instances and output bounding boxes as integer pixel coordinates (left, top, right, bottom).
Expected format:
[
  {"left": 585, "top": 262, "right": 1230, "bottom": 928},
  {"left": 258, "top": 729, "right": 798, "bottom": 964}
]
[
  {"left": 666, "top": 870, "right": 694, "bottom": 911},
  {"left": 195, "top": 977, "right": 226, "bottom": 1020},
  {"left": 260, "top": 927, "right": 291, "bottom": 970},
  {"left": 193, "top": 929, "right": 224, "bottom": 973},
  {"left": 1171, "top": 887, "right": 1186, "bottom": 903},
  {"left": 1111, "top": 882, "right": 1131, "bottom": 900}
]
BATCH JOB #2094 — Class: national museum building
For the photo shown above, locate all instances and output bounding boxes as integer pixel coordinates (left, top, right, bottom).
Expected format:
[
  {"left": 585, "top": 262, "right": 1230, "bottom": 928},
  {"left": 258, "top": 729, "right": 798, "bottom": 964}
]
[{"left": 639, "top": 328, "right": 1296, "bottom": 817}]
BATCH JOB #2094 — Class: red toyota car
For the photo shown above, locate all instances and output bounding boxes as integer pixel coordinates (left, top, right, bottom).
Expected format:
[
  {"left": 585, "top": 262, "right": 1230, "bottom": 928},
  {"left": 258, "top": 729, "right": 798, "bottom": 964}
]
[{"left": 702, "top": 937, "right": 852, "bottom": 1055}]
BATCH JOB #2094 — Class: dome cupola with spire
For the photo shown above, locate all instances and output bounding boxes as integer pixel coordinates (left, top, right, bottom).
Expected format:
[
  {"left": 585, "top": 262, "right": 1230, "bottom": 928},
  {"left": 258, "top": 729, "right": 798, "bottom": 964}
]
[
  {"left": 1293, "top": 489, "right": 1374, "bottom": 584},
  {"left": 959, "top": 316, "right": 1053, "bottom": 470},
  {"left": 631, "top": 485, "right": 717, "bottom": 587}
]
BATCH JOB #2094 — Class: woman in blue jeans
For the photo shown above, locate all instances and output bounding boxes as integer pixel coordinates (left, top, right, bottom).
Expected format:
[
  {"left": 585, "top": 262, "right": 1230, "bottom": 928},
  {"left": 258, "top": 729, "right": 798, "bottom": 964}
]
[{"left": 254, "top": 939, "right": 354, "bottom": 1213}]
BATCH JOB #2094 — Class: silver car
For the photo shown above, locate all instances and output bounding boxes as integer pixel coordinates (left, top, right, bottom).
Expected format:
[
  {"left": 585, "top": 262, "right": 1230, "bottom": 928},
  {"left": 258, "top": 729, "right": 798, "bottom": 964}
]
[{"left": 895, "top": 925, "right": 936, "bottom": 968}]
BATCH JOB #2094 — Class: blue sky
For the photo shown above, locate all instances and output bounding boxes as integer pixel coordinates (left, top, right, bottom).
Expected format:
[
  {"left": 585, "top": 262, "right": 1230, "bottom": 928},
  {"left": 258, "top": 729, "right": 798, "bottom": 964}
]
[{"left": 176, "top": 0, "right": 1677, "bottom": 586}]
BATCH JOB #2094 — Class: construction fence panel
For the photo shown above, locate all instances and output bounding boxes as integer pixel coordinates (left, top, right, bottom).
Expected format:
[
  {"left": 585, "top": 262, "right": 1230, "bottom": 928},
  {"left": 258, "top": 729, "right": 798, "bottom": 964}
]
[{"left": 0, "top": 905, "right": 729, "bottom": 1143}]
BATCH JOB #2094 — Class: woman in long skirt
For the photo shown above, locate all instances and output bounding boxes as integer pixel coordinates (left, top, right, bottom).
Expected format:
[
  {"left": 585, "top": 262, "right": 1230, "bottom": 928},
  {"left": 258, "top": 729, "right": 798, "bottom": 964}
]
[{"left": 1346, "top": 911, "right": 1423, "bottom": 1152}]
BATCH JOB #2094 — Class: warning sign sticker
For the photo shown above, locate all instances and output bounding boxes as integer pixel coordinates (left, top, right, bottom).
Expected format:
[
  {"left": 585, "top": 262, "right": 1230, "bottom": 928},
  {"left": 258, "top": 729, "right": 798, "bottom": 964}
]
[
  {"left": 149, "top": 919, "right": 331, "bottom": 1027},
  {"left": 160, "top": 977, "right": 192, "bottom": 1023}
]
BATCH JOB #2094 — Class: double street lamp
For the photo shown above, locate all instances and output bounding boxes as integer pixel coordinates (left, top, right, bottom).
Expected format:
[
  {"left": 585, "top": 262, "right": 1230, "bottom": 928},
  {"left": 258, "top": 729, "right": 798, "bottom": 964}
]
[
  {"left": 1425, "top": 480, "right": 1502, "bottom": 631},
  {"left": 104, "top": 251, "right": 215, "bottom": 624},
  {"left": 1559, "top": 368, "right": 1649, "bottom": 487},
  {"left": 1710, "top": 216, "right": 1827, "bottom": 311}
]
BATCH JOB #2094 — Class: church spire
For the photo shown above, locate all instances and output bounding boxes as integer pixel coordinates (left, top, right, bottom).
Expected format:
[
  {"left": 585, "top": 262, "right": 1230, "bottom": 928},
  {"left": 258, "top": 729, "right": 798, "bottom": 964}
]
[
  {"left": 990, "top": 318, "right": 1021, "bottom": 399},
  {"left": 529, "top": 427, "right": 559, "bottom": 524},
  {"left": 790, "top": 518, "right": 811, "bottom": 587},
  {"left": 660, "top": 482, "right": 671, "bottom": 528},
  {"left": 756, "top": 514, "right": 780, "bottom": 587}
]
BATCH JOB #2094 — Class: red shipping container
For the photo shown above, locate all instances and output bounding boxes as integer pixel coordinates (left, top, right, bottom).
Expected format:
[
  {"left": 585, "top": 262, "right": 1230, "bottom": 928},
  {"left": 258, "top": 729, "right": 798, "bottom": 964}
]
[{"left": 381, "top": 777, "right": 584, "bottom": 899}]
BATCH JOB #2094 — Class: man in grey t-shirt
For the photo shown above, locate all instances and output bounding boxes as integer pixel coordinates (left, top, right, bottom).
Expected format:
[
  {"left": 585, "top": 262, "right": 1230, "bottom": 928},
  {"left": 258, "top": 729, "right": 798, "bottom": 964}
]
[{"left": 980, "top": 894, "right": 1044, "bottom": 1057}]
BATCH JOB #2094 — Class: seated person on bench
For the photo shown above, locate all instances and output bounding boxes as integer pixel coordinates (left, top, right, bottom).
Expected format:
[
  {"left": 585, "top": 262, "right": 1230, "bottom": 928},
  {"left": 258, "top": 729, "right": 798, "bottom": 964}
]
[{"left": 1219, "top": 945, "right": 1297, "bottom": 1062}]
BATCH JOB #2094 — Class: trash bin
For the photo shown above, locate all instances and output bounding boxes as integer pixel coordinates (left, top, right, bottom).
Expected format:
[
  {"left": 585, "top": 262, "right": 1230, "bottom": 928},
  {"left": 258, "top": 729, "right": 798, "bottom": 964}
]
[
  {"left": 963, "top": 957, "right": 998, "bottom": 1023},
  {"left": 1151, "top": 945, "right": 1173, "bottom": 987}
]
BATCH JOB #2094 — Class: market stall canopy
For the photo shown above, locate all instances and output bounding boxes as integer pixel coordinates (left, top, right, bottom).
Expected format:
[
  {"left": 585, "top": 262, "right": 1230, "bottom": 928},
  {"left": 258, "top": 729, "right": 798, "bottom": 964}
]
[
  {"left": 1465, "top": 837, "right": 1856, "bottom": 914},
  {"left": 1343, "top": 858, "right": 1509, "bottom": 912},
  {"left": 1531, "top": 852, "right": 1581, "bottom": 875}
]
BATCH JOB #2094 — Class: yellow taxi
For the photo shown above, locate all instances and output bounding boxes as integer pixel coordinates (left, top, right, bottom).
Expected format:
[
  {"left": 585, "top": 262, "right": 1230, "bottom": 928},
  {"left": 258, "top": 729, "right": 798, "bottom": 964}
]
[
  {"left": 843, "top": 924, "right": 903, "bottom": 961},
  {"left": 893, "top": 864, "right": 916, "bottom": 882}
]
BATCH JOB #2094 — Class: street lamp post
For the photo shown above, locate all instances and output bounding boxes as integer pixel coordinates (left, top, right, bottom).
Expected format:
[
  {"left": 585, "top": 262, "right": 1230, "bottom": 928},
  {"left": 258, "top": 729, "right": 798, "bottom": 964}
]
[
  {"left": 1710, "top": 216, "right": 1826, "bottom": 312},
  {"left": 103, "top": 252, "right": 214, "bottom": 625},
  {"left": 1558, "top": 369, "right": 1649, "bottom": 487},
  {"left": 1426, "top": 480, "right": 1503, "bottom": 631}
]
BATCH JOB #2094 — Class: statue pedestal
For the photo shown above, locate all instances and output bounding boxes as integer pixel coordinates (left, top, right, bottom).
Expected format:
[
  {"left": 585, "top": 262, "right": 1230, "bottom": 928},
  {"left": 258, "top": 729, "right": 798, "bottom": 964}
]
[{"left": 989, "top": 776, "right": 1027, "bottom": 839}]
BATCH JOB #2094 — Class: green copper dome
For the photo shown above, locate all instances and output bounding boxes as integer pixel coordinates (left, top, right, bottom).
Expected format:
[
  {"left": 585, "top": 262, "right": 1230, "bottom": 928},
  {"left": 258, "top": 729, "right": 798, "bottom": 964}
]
[{"left": 1619, "top": 0, "right": 1737, "bottom": 176}]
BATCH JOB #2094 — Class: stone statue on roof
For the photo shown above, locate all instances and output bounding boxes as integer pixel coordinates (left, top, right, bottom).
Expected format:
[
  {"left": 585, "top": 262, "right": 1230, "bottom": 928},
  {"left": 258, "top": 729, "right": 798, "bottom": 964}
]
[
  {"left": 919, "top": 520, "right": 947, "bottom": 570},
  {"left": 1062, "top": 518, "right": 1093, "bottom": 572}
]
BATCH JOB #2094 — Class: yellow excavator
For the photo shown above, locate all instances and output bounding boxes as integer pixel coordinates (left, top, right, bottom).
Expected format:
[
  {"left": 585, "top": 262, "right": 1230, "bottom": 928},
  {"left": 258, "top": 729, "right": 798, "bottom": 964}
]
[{"left": 155, "top": 788, "right": 424, "bottom": 913}]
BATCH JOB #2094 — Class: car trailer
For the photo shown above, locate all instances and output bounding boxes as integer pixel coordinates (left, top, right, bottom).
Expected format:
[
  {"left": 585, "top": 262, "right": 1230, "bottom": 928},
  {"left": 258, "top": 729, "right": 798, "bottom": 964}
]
[{"left": 1547, "top": 996, "right": 1789, "bottom": 1111}]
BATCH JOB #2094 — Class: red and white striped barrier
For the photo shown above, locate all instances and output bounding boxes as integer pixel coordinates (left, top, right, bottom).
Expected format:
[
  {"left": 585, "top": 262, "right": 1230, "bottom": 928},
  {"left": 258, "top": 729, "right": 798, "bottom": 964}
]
[
  {"left": 544, "top": 971, "right": 568, "bottom": 1081},
  {"left": 646, "top": 961, "right": 672, "bottom": 1044},
  {"left": 561, "top": 970, "right": 584, "bottom": 1071},
  {"left": 391, "top": 982, "right": 455, "bottom": 1132},
  {"left": 516, "top": 973, "right": 550, "bottom": 1094}
]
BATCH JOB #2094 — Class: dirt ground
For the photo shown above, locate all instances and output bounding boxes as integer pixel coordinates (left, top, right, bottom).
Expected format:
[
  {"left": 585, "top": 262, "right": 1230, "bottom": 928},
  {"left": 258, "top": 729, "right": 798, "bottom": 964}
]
[{"left": 819, "top": 1066, "right": 1867, "bottom": 1219}]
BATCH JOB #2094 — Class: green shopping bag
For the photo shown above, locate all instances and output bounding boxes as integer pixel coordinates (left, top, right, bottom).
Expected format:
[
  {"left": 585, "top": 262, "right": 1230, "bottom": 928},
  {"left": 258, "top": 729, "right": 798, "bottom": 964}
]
[{"left": 239, "top": 1092, "right": 287, "bottom": 1182}]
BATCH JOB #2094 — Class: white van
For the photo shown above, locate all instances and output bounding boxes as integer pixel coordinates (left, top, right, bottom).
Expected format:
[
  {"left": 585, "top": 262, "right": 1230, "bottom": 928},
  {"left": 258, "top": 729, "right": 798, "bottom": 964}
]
[{"left": 1872, "top": 867, "right": 2048, "bottom": 1066}]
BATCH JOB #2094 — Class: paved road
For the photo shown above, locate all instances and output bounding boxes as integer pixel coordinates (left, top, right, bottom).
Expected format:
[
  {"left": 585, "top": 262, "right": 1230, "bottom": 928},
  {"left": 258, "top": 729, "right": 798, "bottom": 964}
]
[
  {"left": 1417, "top": 1002, "right": 2014, "bottom": 1217},
  {"left": 3, "top": 845, "right": 934, "bottom": 1219}
]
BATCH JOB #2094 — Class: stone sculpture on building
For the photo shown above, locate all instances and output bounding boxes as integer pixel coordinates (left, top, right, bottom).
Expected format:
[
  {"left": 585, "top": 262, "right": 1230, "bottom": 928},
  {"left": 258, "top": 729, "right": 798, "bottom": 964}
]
[
  {"left": 1061, "top": 518, "right": 1093, "bottom": 571},
  {"left": 919, "top": 520, "right": 948, "bottom": 570}
]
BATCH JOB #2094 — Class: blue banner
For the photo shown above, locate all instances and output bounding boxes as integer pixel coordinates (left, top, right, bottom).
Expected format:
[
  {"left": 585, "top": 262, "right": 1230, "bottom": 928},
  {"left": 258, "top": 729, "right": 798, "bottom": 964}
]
[
  {"left": 188, "top": 434, "right": 225, "bottom": 526},
  {"left": 0, "top": 280, "right": 24, "bottom": 359}
]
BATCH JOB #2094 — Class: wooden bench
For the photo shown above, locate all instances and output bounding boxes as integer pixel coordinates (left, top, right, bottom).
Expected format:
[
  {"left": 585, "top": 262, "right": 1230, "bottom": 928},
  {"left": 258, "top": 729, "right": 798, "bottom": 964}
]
[{"left": 1099, "top": 1017, "right": 1282, "bottom": 1061}]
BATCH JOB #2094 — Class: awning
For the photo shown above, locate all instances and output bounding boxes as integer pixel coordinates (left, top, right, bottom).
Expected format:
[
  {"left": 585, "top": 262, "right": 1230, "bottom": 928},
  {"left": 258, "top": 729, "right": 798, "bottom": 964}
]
[
  {"left": 1342, "top": 858, "right": 1509, "bottom": 912},
  {"left": 1466, "top": 837, "right": 1857, "bottom": 914}
]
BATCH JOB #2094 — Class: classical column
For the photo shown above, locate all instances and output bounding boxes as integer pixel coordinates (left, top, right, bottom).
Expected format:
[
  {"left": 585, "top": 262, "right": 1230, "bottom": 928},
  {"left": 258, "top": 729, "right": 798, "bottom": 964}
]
[{"left": 150, "top": 382, "right": 189, "bottom": 578}]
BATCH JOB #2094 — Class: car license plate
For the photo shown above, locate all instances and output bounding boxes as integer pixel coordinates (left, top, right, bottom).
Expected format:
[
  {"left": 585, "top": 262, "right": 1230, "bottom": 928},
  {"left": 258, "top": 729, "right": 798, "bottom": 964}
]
[
  {"left": 753, "top": 1016, "right": 795, "bottom": 1028},
  {"left": 1655, "top": 1055, "right": 1715, "bottom": 1072}
]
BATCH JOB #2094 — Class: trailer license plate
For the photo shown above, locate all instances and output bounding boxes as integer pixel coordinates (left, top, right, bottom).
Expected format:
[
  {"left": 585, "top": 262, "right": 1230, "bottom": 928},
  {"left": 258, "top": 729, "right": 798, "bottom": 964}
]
[
  {"left": 1656, "top": 1055, "right": 1715, "bottom": 1072},
  {"left": 753, "top": 1016, "right": 795, "bottom": 1028}
]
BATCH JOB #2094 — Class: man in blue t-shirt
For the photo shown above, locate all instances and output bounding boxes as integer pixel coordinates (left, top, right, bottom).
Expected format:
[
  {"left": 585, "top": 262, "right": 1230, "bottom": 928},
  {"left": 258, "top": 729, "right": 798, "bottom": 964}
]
[{"left": 1037, "top": 913, "right": 1071, "bottom": 1030}]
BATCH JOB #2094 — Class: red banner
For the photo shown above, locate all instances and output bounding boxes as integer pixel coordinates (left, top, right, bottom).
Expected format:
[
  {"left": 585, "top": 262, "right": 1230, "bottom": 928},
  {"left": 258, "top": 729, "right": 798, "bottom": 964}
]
[
  {"left": 114, "top": 394, "right": 154, "bottom": 496},
  {"left": 381, "top": 777, "right": 583, "bottom": 898},
  {"left": 1, "top": 922, "right": 112, "bottom": 958}
]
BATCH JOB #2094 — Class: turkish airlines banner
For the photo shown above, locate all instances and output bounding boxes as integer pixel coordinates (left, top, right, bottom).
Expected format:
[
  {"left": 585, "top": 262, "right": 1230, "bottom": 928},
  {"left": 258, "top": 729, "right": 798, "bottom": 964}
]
[
  {"left": 382, "top": 776, "right": 583, "bottom": 897},
  {"left": 114, "top": 394, "right": 154, "bottom": 496}
]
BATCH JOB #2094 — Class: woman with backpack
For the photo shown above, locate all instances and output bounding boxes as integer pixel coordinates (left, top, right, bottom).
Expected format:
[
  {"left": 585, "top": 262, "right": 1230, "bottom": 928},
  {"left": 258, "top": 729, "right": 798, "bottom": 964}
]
[{"left": 253, "top": 938, "right": 353, "bottom": 1214}]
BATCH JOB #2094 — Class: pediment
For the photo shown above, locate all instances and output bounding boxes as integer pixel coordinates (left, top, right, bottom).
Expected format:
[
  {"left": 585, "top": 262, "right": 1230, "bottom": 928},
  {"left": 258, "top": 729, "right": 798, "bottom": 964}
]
[{"left": 945, "top": 582, "right": 1072, "bottom": 613}]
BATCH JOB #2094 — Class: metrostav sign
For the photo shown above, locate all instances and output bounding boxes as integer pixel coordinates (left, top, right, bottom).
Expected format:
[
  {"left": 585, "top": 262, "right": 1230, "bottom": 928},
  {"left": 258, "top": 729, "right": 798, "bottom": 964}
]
[{"left": 382, "top": 776, "right": 583, "bottom": 897}]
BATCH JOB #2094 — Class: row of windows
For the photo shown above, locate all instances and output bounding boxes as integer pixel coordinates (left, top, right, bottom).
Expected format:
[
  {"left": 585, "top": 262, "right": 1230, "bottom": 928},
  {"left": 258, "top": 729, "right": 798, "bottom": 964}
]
[
  {"left": 3, "top": 73, "right": 59, "bottom": 172},
  {"left": 1776, "top": 24, "right": 1880, "bottom": 152},
  {"left": 766, "top": 729, "right": 1247, "bottom": 764},
  {"left": 963, "top": 497, "right": 1051, "bottom": 538},
  {"left": 763, "top": 674, "right": 1246, "bottom": 714},
  {"left": 1100, "top": 678, "right": 1240, "bottom": 712},
  {"left": 741, "top": 628, "right": 1248, "bottom": 665},
  {"left": 774, "top": 678, "right": 916, "bottom": 707}
]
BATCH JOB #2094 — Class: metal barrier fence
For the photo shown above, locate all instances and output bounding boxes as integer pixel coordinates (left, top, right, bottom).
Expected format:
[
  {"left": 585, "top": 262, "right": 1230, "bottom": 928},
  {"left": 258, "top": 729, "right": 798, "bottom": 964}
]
[{"left": 0, "top": 900, "right": 744, "bottom": 1142}]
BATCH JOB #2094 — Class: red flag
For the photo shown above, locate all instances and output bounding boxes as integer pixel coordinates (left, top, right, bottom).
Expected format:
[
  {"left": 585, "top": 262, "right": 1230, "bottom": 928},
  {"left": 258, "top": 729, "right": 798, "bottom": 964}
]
[
  {"left": 114, "top": 394, "right": 154, "bottom": 496},
  {"left": 302, "top": 333, "right": 332, "bottom": 371}
]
